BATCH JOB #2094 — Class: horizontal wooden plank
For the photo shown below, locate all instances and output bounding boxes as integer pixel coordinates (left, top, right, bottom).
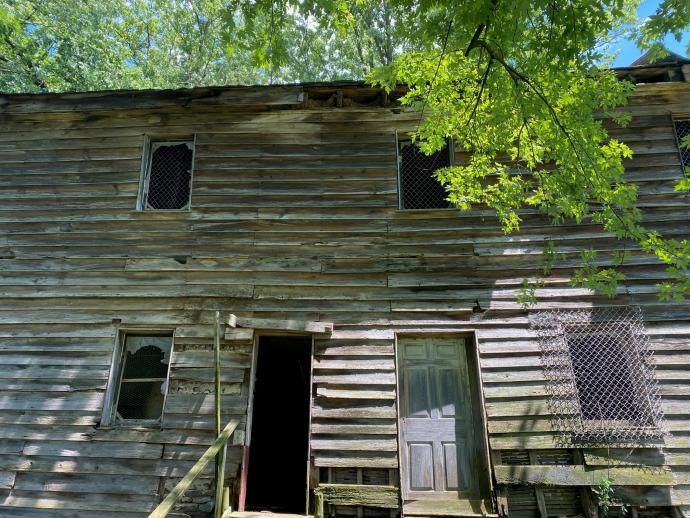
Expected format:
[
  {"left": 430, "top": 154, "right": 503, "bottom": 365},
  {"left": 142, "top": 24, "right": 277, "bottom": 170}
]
[
  {"left": 12, "top": 472, "right": 160, "bottom": 495},
  {"left": 0, "top": 490, "right": 158, "bottom": 512},
  {"left": 313, "top": 452, "right": 398, "bottom": 468},
  {"left": 314, "top": 484, "right": 399, "bottom": 509},
  {"left": 310, "top": 438, "right": 397, "bottom": 452},
  {"left": 235, "top": 315, "right": 333, "bottom": 334},
  {"left": 494, "top": 465, "right": 674, "bottom": 486},
  {"left": 21, "top": 441, "right": 163, "bottom": 460}
]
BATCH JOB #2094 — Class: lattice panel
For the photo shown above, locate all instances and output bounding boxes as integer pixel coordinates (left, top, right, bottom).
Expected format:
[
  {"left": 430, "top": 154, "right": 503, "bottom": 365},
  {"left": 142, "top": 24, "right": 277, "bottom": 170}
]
[
  {"left": 673, "top": 119, "right": 690, "bottom": 169},
  {"left": 532, "top": 306, "right": 666, "bottom": 443},
  {"left": 398, "top": 140, "right": 452, "bottom": 209},
  {"left": 145, "top": 142, "right": 193, "bottom": 210}
]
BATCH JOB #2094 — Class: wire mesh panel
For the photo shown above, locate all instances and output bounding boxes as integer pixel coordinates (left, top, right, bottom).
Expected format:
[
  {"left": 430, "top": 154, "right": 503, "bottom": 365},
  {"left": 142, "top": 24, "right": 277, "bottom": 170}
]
[
  {"left": 673, "top": 119, "right": 690, "bottom": 169},
  {"left": 532, "top": 306, "right": 665, "bottom": 443},
  {"left": 144, "top": 142, "right": 194, "bottom": 210},
  {"left": 398, "top": 139, "right": 452, "bottom": 209}
]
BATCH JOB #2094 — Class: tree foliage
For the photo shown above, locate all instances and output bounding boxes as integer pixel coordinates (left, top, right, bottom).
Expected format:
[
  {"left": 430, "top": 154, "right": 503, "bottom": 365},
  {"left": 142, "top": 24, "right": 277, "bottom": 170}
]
[{"left": 1, "top": 0, "right": 689, "bottom": 303}]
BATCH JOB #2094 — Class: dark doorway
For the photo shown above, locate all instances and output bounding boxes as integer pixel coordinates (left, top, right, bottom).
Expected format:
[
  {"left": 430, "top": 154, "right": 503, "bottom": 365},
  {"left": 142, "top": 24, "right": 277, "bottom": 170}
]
[{"left": 245, "top": 336, "right": 312, "bottom": 513}]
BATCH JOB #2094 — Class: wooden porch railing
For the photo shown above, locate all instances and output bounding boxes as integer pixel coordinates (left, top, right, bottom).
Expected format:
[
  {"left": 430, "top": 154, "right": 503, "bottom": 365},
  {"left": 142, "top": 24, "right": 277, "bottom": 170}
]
[
  {"left": 148, "top": 418, "right": 239, "bottom": 518},
  {"left": 149, "top": 311, "right": 236, "bottom": 518}
]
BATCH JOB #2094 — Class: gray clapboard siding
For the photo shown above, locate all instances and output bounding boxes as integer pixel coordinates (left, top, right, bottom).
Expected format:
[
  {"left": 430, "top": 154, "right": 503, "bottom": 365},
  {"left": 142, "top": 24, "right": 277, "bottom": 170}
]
[{"left": 0, "top": 80, "right": 688, "bottom": 514}]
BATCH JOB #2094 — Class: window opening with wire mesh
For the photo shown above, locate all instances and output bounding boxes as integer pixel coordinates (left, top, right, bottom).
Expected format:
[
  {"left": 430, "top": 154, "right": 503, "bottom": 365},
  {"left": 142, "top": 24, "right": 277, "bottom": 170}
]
[
  {"left": 114, "top": 334, "right": 172, "bottom": 422},
  {"left": 397, "top": 138, "right": 452, "bottom": 209},
  {"left": 532, "top": 306, "right": 665, "bottom": 443},
  {"left": 140, "top": 141, "right": 194, "bottom": 210},
  {"left": 673, "top": 119, "right": 690, "bottom": 170}
]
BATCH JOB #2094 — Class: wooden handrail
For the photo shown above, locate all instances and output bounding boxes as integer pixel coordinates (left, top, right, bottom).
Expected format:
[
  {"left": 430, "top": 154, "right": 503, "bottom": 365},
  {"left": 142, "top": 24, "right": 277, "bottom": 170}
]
[{"left": 148, "top": 419, "right": 239, "bottom": 518}]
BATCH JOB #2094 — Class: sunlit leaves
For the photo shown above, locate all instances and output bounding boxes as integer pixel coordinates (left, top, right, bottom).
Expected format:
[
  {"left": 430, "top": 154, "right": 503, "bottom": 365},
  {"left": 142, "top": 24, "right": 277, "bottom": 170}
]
[{"left": 364, "top": 0, "right": 690, "bottom": 302}]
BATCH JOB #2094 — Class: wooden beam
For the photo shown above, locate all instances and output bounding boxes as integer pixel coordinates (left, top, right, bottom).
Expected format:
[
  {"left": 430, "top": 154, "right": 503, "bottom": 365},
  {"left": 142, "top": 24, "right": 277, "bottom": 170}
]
[
  {"left": 214, "top": 311, "right": 224, "bottom": 518},
  {"left": 234, "top": 316, "right": 333, "bottom": 335},
  {"left": 313, "top": 484, "right": 399, "bottom": 509},
  {"left": 494, "top": 465, "right": 674, "bottom": 486}
]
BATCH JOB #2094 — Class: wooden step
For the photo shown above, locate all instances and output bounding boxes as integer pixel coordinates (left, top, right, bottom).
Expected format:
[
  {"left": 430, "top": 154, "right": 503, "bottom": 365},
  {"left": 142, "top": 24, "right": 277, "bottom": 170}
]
[
  {"left": 222, "top": 512, "right": 312, "bottom": 518},
  {"left": 403, "top": 498, "right": 498, "bottom": 518}
]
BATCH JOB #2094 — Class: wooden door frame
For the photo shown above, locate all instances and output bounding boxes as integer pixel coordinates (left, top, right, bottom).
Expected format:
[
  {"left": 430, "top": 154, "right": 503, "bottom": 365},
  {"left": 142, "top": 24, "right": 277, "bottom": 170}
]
[
  {"left": 239, "top": 330, "right": 314, "bottom": 513},
  {"left": 393, "top": 332, "right": 494, "bottom": 507}
]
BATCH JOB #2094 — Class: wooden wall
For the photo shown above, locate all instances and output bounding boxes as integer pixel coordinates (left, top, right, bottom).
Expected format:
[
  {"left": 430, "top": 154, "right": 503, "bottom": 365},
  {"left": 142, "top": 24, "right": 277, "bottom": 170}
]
[{"left": 0, "top": 81, "right": 689, "bottom": 517}]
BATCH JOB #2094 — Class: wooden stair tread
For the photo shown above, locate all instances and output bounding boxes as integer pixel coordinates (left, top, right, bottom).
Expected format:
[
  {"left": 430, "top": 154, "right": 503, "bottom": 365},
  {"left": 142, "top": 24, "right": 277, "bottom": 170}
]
[
  {"left": 403, "top": 498, "right": 497, "bottom": 517},
  {"left": 222, "top": 512, "right": 312, "bottom": 518}
]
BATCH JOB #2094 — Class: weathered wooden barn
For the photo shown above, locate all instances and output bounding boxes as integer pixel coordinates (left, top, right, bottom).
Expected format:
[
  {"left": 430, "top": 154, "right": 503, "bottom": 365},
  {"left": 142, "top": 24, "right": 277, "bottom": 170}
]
[{"left": 0, "top": 55, "right": 689, "bottom": 518}]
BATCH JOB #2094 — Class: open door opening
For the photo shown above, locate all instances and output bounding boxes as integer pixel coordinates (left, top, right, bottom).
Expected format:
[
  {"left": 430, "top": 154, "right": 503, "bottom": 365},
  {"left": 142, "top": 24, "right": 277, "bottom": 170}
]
[{"left": 245, "top": 335, "right": 312, "bottom": 513}]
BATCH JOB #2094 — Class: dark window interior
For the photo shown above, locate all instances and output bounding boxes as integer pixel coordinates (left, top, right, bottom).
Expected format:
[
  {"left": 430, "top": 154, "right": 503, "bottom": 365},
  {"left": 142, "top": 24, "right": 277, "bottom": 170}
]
[
  {"left": 673, "top": 119, "right": 690, "bottom": 169},
  {"left": 145, "top": 142, "right": 193, "bottom": 210},
  {"left": 398, "top": 140, "right": 452, "bottom": 209},
  {"left": 567, "top": 333, "right": 645, "bottom": 422},
  {"left": 116, "top": 334, "right": 172, "bottom": 420},
  {"left": 246, "top": 336, "right": 311, "bottom": 513}
]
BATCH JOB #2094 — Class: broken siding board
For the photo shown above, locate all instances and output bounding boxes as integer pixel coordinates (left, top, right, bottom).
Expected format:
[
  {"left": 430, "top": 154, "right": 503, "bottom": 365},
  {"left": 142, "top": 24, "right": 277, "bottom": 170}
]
[{"left": 0, "top": 472, "right": 16, "bottom": 489}]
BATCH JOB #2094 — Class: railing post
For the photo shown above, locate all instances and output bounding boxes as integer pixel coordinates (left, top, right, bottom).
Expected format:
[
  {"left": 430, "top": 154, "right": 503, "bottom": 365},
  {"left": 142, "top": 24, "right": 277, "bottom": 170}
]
[
  {"left": 148, "top": 419, "right": 238, "bottom": 518},
  {"left": 214, "top": 311, "right": 224, "bottom": 518},
  {"left": 314, "top": 490, "right": 324, "bottom": 518}
]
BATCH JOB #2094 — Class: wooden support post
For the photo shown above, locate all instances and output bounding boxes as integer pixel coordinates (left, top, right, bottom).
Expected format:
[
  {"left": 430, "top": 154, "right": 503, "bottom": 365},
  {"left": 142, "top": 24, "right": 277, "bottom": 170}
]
[
  {"left": 573, "top": 449, "right": 598, "bottom": 518},
  {"left": 222, "top": 486, "right": 230, "bottom": 513},
  {"left": 314, "top": 492, "right": 324, "bottom": 518},
  {"left": 528, "top": 451, "right": 548, "bottom": 518},
  {"left": 214, "top": 311, "right": 224, "bottom": 518},
  {"left": 491, "top": 451, "right": 509, "bottom": 517},
  {"left": 238, "top": 446, "right": 250, "bottom": 511}
]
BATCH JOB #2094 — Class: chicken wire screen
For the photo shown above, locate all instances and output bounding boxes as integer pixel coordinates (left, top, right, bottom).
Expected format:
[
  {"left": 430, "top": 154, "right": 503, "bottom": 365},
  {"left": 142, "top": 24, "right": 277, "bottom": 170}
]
[
  {"left": 397, "top": 139, "right": 452, "bottom": 209},
  {"left": 143, "top": 142, "right": 194, "bottom": 210},
  {"left": 673, "top": 119, "right": 690, "bottom": 169},
  {"left": 532, "top": 306, "right": 665, "bottom": 443}
]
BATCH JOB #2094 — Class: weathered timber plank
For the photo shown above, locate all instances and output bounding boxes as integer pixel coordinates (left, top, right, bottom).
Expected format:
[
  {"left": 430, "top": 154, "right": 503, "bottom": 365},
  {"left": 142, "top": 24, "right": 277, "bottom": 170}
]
[
  {"left": 170, "top": 351, "right": 251, "bottom": 369},
  {"left": 495, "top": 465, "right": 674, "bottom": 486},
  {"left": 21, "top": 441, "right": 163, "bottom": 459},
  {"left": 314, "top": 484, "right": 399, "bottom": 508},
  {"left": 0, "top": 86, "right": 305, "bottom": 113},
  {"left": 0, "top": 454, "right": 212, "bottom": 477},
  {"left": 0, "top": 490, "right": 158, "bottom": 512},
  {"left": 164, "top": 394, "right": 248, "bottom": 414},
  {"left": 234, "top": 315, "right": 333, "bottom": 334},
  {"left": 310, "top": 438, "right": 398, "bottom": 452},
  {"left": 12, "top": 472, "right": 160, "bottom": 495},
  {"left": 313, "top": 452, "right": 398, "bottom": 468}
]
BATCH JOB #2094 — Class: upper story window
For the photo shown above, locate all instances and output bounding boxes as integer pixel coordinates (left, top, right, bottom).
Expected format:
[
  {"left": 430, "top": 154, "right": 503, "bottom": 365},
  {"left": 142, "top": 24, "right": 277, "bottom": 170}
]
[
  {"left": 138, "top": 141, "right": 194, "bottom": 210},
  {"left": 397, "top": 137, "right": 452, "bottom": 210},
  {"left": 102, "top": 332, "right": 173, "bottom": 426},
  {"left": 533, "top": 306, "right": 665, "bottom": 443},
  {"left": 673, "top": 119, "right": 690, "bottom": 169}
]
